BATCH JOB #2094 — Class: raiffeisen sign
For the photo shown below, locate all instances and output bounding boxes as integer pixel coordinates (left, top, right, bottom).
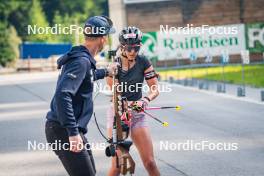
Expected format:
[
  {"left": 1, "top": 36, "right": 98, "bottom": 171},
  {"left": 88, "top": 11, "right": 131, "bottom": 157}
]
[{"left": 141, "top": 24, "right": 246, "bottom": 60}]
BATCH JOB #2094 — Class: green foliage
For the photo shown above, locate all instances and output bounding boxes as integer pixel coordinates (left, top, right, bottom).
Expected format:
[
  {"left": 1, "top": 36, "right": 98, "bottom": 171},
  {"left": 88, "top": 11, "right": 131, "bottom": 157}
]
[
  {"left": 43, "top": 0, "right": 107, "bottom": 45},
  {"left": 41, "top": 0, "right": 107, "bottom": 24},
  {"left": 9, "top": 25, "right": 22, "bottom": 60},
  {"left": 26, "top": 0, "right": 51, "bottom": 42},
  {"left": 53, "top": 11, "right": 80, "bottom": 44},
  {"left": 7, "top": 1, "right": 32, "bottom": 41},
  {"left": 0, "top": 0, "right": 21, "bottom": 21},
  {"left": 0, "top": 0, "right": 107, "bottom": 66},
  {"left": 158, "top": 64, "right": 264, "bottom": 88},
  {"left": 200, "top": 65, "right": 264, "bottom": 88},
  {"left": 0, "top": 23, "right": 15, "bottom": 66}
]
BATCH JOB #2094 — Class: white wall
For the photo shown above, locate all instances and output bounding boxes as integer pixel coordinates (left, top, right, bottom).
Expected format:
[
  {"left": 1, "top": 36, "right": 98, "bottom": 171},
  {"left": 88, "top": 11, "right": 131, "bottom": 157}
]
[{"left": 108, "top": 0, "right": 127, "bottom": 49}]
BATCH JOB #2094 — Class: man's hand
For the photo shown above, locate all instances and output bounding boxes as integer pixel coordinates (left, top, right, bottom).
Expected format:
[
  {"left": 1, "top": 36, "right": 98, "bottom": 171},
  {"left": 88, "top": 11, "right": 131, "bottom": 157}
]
[
  {"left": 107, "top": 62, "right": 119, "bottom": 76},
  {"left": 69, "top": 134, "right": 83, "bottom": 153}
]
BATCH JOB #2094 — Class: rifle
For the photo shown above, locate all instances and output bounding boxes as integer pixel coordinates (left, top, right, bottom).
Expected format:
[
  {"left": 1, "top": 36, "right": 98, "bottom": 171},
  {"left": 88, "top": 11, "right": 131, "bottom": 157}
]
[{"left": 105, "top": 47, "right": 135, "bottom": 175}]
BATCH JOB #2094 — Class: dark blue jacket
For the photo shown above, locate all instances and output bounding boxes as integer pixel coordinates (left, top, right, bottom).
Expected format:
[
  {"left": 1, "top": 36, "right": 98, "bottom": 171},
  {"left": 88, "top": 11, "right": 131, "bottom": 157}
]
[{"left": 46, "top": 45, "right": 106, "bottom": 136}]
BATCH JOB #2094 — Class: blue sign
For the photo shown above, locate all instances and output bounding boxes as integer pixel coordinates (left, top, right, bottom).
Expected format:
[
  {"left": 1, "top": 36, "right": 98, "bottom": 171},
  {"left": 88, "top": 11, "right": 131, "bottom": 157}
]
[{"left": 20, "top": 42, "right": 72, "bottom": 59}]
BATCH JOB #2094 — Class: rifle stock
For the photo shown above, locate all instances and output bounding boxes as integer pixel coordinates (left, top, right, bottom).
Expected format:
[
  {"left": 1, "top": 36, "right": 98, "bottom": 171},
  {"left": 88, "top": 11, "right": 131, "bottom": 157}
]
[{"left": 109, "top": 47, "right": 135, "bottom": 175}]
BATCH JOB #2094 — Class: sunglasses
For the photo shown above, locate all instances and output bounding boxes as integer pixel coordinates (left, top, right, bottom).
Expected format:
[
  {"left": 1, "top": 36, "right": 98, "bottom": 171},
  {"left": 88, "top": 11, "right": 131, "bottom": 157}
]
[{"left": 124, "top": 44, "right": 141, "bottom": 52}]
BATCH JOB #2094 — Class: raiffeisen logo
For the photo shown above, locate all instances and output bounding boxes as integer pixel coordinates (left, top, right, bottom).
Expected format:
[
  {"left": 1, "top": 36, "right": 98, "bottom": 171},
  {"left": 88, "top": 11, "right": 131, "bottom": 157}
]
[
  {"left": 140, "top": 32, "right": 158, "bottom": 59},
  {"left": 246, "top": 23, "right": 264, "bottom": 53}
]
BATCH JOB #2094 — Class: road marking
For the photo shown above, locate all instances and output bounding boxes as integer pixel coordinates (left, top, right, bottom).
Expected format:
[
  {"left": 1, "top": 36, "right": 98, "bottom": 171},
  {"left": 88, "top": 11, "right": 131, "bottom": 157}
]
[
  {"left": 0, "top": 72, "right": 58, "bottom": 86},
  {"left": 0, "top": 109, "right": 47, "bottom": 121},
  {"left": 0, "top": 101, "right": 47, "bottom": 109}
]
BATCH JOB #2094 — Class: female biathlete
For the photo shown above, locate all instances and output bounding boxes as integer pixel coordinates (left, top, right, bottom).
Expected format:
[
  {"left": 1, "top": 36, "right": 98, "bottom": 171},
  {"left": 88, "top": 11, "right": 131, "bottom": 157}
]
[{"left": 106, "top": 26, "right": 160, "bottom": 176}]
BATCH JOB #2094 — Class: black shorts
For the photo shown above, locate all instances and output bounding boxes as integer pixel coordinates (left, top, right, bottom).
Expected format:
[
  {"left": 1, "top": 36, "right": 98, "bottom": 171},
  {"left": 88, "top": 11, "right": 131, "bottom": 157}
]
[{"left": 45, "top": 121, "right": 96, "bottom": 176}]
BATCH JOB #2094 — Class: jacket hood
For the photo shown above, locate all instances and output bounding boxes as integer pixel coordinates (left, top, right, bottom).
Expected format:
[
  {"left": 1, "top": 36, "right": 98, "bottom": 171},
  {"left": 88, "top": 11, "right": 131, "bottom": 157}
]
[{"left": 57, "top": 45, "right": 96, "bottom": 69}]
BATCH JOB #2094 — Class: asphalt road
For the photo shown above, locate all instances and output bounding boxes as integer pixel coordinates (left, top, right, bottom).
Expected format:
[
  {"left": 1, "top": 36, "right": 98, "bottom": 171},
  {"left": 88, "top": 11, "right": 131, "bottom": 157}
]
[{"left": 0, "top": 72, "right": 264, "bottom": 176}]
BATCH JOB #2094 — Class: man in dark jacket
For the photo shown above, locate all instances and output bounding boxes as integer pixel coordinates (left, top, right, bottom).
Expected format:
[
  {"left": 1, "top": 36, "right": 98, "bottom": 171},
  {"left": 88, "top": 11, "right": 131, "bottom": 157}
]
[{"left": 45, "top": 16, "right": 117, "bottom": 176}]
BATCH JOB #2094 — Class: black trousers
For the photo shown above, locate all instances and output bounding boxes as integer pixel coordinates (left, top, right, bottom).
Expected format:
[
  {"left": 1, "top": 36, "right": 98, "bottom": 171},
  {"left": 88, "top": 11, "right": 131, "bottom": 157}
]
[{"left": 45, "top": 121, "right": 96, "bottom": 176}]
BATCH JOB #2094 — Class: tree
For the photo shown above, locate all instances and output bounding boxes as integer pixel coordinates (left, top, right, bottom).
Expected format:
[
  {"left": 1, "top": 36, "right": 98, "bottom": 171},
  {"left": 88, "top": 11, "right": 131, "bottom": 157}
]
[
  {"left": 0, "top": 0, "right": 108, "bottom": 66},
  {"left": 8, "top": 1, "right": 33, "bottom": 41},
  {"left": 53, "top": 11, "right": 75, "bottom": 44},
  {"left": 41, "top": 0, "right": 108, "bottom": 25},
  {"left": 9, "top": 25, "right": 22, "bottom": 60},
  {"left": 26, "top": 0, "right": 51, "bottom": 42},
  {"left": 47, "top": 0, "right": 108, "bottom": 45},
  {"left": 0, "top": 23, "right": 15, "bottom": 66},
  {"left": 0, "top": 1, "right": 23, "bottom": 66}
]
